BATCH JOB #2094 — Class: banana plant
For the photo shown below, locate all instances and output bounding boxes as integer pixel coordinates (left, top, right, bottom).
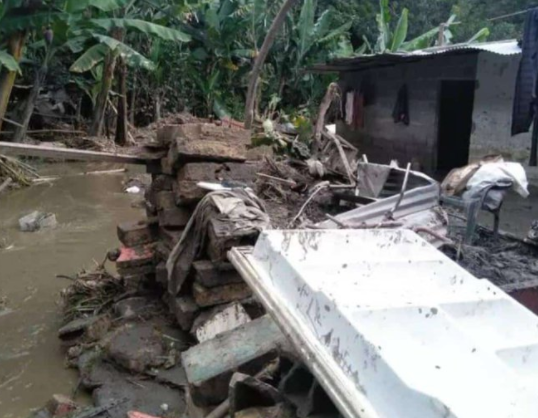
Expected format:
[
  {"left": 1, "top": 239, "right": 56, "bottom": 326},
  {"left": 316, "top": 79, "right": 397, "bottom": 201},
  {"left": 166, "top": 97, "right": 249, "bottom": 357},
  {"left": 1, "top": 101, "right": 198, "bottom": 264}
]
[
  {"left": 63, "top": 0, "right": 191, "bottom": 136},
  {"left": 366, "top": 1, "right": 490, "bottom": 54}
]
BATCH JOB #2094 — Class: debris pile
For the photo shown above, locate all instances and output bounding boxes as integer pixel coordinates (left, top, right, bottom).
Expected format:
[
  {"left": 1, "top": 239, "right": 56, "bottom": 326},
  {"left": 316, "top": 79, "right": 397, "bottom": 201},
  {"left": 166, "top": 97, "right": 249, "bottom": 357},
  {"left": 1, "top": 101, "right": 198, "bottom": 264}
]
[{"left": 53, "top": 122, "right": 460, "bottom": 418}]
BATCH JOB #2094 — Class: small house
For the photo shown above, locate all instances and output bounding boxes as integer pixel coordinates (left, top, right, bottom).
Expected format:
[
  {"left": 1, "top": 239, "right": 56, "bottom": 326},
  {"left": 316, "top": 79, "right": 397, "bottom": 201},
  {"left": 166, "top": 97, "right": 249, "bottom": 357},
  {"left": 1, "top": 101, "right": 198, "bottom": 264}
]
[{"left": 314, "top": 41, "right": 534, "bottom": 179}]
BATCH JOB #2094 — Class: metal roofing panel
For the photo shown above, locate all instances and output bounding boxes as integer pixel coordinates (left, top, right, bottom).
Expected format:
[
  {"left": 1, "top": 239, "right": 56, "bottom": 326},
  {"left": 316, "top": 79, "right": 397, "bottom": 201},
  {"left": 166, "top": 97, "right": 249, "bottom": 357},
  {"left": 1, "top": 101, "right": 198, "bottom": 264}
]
[
  {"left": 230, "top": 229, "right": 538, "bottom": 418},
  {"left": 312, "top": 40, "right": 521, "bottom": 73}
]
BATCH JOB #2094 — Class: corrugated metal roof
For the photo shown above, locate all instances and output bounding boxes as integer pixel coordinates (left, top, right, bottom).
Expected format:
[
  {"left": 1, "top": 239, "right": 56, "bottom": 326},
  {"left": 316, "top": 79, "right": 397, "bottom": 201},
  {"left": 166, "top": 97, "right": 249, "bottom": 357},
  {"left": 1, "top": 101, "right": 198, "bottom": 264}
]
[{"left": 312, "top": 40, "right": 521, "bottom": 73}]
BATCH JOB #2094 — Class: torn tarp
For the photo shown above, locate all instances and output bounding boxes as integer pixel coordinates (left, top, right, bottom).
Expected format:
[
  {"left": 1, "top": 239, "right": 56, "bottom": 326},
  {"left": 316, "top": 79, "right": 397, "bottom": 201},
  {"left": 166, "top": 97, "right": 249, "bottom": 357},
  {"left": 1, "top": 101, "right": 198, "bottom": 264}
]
[{"left": 166, "top": 189, "right": 271, "bottom": 296}]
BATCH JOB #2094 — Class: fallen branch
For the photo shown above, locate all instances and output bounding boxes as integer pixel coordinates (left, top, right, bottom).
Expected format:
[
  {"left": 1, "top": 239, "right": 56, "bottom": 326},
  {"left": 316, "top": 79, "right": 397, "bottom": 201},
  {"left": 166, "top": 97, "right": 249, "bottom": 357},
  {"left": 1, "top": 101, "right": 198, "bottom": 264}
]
[
  {"left": 33, "top": 168, "right": 126, "bottom": 183},
  {"left": 1, "top": 117, "right": 24, "bottom": 128},
  {"left": 256, "top": 172, "right": 297, "bottom": 187},
  {"left": 314, "top": 83, "right": 340, "bottom": 150},
  {"left": 0, "top": 129, "right": 86, "bottom": 135},
  {"left": 289, "top": 181, "right": 330, "bottom": 226},
  {"left": 321, "top": 130, "right": 356, "bottom": 185},
  {"left": 0, "top": 177, "right": 12, "bottom": 193}
]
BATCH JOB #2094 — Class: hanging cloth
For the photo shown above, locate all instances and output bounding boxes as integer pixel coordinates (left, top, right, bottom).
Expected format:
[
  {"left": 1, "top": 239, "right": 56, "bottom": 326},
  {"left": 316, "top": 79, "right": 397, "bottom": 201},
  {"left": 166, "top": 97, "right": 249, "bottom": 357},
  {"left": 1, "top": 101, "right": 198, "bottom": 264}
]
[
  {"left": 345, "top": 91, "right": 354, "bottom": 125},
  {"left": 353, "top": 92, "right": 365, "bottom": 129},
  {"left": 511, "top": 8, "right": 538, "bottom": 136},
  {"left": 392, "top": 84, "right": 410, "bottom": 125}
]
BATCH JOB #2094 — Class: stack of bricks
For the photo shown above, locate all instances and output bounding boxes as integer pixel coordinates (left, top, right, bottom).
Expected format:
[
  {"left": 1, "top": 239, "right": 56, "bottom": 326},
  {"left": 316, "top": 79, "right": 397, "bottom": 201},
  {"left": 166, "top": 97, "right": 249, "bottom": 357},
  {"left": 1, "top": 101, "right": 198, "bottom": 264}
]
[{"left": 115, "top": 122, "right": 265, "bottom": 341}]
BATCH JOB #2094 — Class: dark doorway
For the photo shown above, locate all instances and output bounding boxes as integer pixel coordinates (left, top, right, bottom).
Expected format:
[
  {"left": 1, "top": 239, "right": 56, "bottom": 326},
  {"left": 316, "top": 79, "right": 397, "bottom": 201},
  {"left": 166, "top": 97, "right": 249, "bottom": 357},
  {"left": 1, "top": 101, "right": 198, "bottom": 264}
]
[{"left": 436, "top": 80, "right": 476, "bottom": 174}]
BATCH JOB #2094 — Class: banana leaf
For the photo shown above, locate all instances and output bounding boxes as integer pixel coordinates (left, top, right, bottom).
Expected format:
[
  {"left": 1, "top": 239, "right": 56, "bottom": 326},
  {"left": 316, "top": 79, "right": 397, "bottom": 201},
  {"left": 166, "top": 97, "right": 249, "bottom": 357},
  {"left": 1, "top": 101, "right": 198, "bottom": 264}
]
[
  {"left": 0, "top": 49, "right": 20, "bottom": 72},
  {"left": 90, "top": 18, "right": 191, "bottom": 42},
  {"left": 390, "top": 8, "right": 408, "bottom": 52}
]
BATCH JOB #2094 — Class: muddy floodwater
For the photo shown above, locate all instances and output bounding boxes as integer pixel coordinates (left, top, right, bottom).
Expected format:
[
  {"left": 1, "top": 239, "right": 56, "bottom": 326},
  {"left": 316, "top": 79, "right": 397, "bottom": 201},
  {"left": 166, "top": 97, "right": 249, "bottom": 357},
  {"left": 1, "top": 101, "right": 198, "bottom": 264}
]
[{"left": 0, "top": 163, "right": 145, "bottom": 418}]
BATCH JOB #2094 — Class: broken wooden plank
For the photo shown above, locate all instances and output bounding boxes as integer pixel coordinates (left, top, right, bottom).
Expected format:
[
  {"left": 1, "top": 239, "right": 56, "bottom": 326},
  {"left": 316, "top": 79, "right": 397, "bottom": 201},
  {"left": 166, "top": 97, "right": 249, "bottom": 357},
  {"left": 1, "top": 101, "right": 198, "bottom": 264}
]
[
  {"left": 193, "top": 260, "right": 244, "bottom": 288},
  {"left": 192, "top": 281, "right": 252, "bottom": 308},
  {"left": 181, "top": 315, "right": 289, "bottom": 407},
  {"left": 0, "top": 141, "right": 156, "bottom": 165}
]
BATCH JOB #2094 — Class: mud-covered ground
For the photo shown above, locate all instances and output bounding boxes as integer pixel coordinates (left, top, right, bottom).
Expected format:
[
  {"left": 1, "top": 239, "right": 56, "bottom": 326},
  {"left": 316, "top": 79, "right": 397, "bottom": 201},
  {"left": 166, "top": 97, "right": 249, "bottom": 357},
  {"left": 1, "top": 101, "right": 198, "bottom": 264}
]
[
  {"left": 443, "top": 187, "right": 538, "bottom": 287},
  {"left": 443, "top": 228, "right": 538, "bottom": 287}
]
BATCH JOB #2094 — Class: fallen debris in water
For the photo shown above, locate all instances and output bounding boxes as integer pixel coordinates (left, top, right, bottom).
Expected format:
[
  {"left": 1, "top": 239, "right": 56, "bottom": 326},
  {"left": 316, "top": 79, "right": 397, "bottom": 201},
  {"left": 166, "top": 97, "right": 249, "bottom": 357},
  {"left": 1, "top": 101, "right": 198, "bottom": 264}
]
[{"left": 19, "top": 211, "right": 57, "bottom": 232}]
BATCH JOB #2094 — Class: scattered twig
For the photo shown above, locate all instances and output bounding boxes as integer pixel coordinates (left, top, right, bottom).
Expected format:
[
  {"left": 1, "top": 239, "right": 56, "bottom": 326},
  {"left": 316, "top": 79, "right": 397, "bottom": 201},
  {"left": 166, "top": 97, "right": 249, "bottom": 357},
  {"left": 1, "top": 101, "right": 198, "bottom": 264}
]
[
  {"left": 412, "top": 227, "right": 453, "bottom": 244},
  {"left": 1, "top": 117, "right": 24, "bottom": 128},
  {"left": 71, "top": 398, "right": 127, "bottom": 418},
  {"left": 256, "top": 172, "right": 297, "bottom": 187},
  {"left": 325, "top": 214, "right": 348, "bottom": 228},
  {"left": 289, "top": 181, "right": 330, "bottom": 226}
]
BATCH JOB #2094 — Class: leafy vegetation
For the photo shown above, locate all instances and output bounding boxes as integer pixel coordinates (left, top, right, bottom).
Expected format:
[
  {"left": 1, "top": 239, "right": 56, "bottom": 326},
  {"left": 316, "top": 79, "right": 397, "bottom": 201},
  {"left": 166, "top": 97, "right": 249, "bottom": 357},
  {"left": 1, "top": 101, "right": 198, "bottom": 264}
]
[{"left": 0, "top": 0, "right": 531, "bottom": 142}]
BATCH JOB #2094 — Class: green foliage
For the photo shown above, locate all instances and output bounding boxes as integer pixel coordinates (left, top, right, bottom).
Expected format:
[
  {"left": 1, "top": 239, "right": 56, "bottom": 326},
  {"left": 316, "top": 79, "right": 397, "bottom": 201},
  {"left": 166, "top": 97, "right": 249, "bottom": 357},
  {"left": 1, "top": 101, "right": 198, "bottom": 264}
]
[
  {"left": 0, "top": 49, "right": 20, "bottom": 72},
  {"left": 4, "top": 0, "right": 526, "bottom": 130},
  {"left": 65, "top": 0, "right": 130, "bottom": 13},
  {"left": 90, "top": 19, "right": 191, "bottom": 42}
]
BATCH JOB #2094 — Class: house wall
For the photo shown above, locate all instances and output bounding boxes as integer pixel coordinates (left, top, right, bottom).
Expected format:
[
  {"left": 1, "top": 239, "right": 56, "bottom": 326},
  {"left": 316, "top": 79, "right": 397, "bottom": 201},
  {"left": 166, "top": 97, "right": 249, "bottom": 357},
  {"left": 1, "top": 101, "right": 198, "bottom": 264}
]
[
  {"left": 337, "top": 54, "right": 478, "bottom": 173},
  {"left": 471, "top": 52, "right": 532, "bottom": 162}
]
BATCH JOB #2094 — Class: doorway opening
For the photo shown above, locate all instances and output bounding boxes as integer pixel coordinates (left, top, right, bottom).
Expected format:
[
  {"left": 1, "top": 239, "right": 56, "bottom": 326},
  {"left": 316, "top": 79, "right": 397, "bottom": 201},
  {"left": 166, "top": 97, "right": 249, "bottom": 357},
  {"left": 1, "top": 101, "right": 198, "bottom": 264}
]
[{"left": 436, "top": 80, "right": 476, "bottom": 175}]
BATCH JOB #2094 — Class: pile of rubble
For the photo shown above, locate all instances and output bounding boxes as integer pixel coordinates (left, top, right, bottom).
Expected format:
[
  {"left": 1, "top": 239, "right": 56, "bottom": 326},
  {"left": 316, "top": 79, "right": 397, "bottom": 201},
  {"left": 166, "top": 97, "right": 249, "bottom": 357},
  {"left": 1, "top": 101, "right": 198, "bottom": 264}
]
[{"left": 47, "top": 122, "right": 344, "bottom": 418}]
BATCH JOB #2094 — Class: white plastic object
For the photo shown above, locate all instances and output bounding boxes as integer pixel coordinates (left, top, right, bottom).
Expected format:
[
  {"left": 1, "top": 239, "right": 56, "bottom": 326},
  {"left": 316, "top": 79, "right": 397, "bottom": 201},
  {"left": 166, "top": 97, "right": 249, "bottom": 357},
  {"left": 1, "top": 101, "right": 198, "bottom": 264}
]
[{"left": 229, "top": 229, "right": 538, "bottom": 418}]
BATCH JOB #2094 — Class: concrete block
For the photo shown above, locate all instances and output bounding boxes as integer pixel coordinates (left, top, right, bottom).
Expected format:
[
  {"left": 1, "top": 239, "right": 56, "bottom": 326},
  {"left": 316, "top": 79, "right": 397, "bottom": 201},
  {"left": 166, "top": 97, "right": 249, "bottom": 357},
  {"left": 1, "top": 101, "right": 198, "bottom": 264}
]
[
  {"left": 174, "top": 181, "right": 208, "bottom": 204},
  {"left": 158, "top": 207, "right": 191, "bottom": 229},
  {"left": 161, "top": 157, "right": 174, "bottom": 176},
  {"left": 159, "top": 227, "right": 184, "bottom": 249},
  {"left": 174, "top": 123, "right": 251, "bottom": 146},
  {"left": 116, "top": 245, "right": 155, "bottom": 270},
  {"left": 181, "top": 315, "right": 288, "bottom": 406},
  {"left": 229, "top": 373, "right": 282, "bottom": 417},
  {"left": 151, "top": 174, "right": 175, "bottom": 192},
  {"left": 104, "top": 323, "right": 165, "bottom": 374},
  {"left": 193, "top": 260, "right": 243, "bottom": 288},
  {"left": 178, "top": 162, "right": 259, "bottom": 184},
  {"left": 155, "top": 242, "right": 171, "bottom": 262},
  {"left": 157, "top": 125, "right": 183, "bottom": 146},
  {"left": 154, "top": 191, "right": 176, "bottom": 211},
  {"left": 171, "top": 296, "right": 200, "bottom": 331},
  {"left": 206, "top": 218, "right": 259, "bottom": 262},
  {"left": 168, "top": 140, "right": 247, "bottom": 166},
  {"left": 192, "top": 281, "right": 252, "bottom": 308},
  {"left": 191, "top": 303, "right": 251, "bottom": 343},
  {"left": 117, "top": 220, "right": 157, "bottom": 247},
  {"left": 234, "top": 405, "right": 295, "bottom": 418}
]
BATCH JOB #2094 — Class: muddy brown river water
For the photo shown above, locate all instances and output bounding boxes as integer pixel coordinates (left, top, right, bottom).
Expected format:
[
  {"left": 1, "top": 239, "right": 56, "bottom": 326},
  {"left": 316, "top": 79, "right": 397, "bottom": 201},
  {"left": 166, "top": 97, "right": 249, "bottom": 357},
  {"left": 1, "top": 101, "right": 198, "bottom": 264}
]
[{"left": 0, "top": 163, "right": 145, "bottom": 418}]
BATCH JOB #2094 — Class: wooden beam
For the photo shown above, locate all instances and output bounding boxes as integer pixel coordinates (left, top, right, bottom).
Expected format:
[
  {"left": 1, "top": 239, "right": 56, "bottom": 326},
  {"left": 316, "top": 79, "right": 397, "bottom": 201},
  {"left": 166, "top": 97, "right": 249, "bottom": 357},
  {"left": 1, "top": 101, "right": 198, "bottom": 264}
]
[{"left": 0, "top": 141, "right": 157, "bottom": 165}]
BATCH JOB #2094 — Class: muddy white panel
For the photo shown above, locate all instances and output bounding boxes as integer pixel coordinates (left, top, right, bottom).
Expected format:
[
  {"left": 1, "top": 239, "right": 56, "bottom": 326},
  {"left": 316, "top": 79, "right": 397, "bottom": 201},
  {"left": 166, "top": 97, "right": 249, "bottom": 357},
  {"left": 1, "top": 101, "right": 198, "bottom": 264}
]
[{"left": 229, "top": 229, "right": 538, "bottom": 418}]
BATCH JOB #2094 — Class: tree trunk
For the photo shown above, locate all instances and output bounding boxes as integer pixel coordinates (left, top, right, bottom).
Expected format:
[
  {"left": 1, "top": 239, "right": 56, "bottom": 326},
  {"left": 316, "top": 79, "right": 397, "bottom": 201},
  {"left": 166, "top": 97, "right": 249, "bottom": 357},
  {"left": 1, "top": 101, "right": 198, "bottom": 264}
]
[
  {"left": 0, "top": 33, "right": 27, "bottom": 132},
  {"left": 115, "top": 57, "right": 128, "bottom": 146},
  {"left": 89, "top": 51, "right": 118, "bottom": 137},
  {"left": 129, "top": 71, "right": 137, "bottom": 125},
  {"left": 13, "top": 62, "right": 48, "bottom": 143},
  {"left": 244, "top": 0, "right": 298, "bottom": 129},
  {"left": 153, "top": 91, "right": 162, "bottom": 123}
]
